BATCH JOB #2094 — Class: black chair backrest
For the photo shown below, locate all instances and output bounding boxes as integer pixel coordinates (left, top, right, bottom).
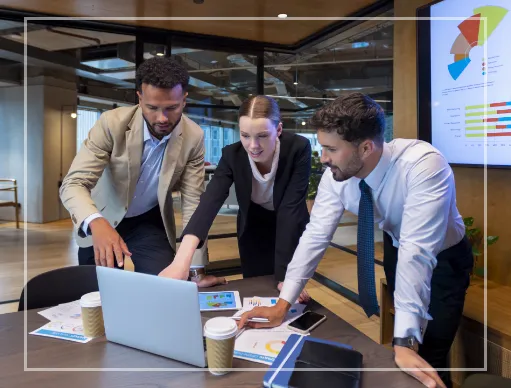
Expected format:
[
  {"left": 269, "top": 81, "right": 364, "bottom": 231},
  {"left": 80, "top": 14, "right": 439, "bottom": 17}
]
[{"left": 18, "top": 265, "right": 99, "bottom": 311}]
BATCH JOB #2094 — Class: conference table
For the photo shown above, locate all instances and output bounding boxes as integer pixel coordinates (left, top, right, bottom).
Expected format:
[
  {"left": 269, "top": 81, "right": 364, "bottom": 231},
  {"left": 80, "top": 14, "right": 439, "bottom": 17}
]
[{"left": 0, "top": 276, "right": 422, "bottom": 387}]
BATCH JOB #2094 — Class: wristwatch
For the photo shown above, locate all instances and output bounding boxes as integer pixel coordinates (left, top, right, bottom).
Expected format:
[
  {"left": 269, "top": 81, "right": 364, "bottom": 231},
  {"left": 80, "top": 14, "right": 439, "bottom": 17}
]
[
  {"left": 392, "top": 336, "right": 419, "bottom": 352},
  {"left": 189, "top": 267, "right": 206, "bottom": 282}
]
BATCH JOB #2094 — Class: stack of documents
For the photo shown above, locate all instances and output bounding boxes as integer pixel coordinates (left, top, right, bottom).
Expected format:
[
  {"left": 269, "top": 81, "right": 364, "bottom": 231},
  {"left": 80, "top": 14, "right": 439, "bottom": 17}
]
[
  {"left": 232, "top": 297, "right": 307, "bottom": 365},
  {"left": 30, "top": 301, "right": 92, "bottom": 343}
]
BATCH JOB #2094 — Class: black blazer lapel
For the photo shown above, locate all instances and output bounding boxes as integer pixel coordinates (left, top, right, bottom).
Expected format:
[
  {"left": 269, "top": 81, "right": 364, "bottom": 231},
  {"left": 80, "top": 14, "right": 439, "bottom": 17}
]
[
  {"left": 236, "top": 147, "right": 252, "bottom": 212},
  {"left": 273, "top": 132, "right": 292, "bottom": 209}
]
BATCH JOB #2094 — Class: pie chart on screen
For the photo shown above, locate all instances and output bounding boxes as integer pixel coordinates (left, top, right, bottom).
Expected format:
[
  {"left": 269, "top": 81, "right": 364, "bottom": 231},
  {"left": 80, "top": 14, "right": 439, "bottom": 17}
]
[{"left": 448, "top": 5, "right": 508, "bottom": 80}]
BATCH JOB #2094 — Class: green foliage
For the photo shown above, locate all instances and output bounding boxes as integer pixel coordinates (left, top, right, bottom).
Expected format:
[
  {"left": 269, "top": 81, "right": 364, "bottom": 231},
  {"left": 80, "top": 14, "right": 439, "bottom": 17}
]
[
  {"left": 463, "top": 216, "right": 499, "bottom": 277},
  {"left": 307, "top": 151, "right": 322, "bottom": 200}
]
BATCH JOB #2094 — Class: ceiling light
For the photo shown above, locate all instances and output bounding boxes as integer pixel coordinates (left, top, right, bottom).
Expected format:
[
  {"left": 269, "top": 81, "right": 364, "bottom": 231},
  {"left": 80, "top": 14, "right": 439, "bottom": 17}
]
[
  {"left": 293, "top": 82, "right": 298, "bottom": 85},
  {"left": 301, "top": 121, "right": 306, "bottom": 126},
  {"left": 278, "top": 14, "right": 288, "bottom": 18},
  {"left": 156, "top": 52, "right": 165, "bottom": 57},
  {"left": 70, "top": 112, "right": 77, "bottom": 119}
]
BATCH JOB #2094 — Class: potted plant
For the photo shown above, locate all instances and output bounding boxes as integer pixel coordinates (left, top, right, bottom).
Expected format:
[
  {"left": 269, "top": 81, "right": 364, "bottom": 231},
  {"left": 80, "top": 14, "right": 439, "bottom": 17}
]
[
  {"left": 463, "top": 216, "right": 499, "bottom": 278},
  {"left": 306, "top": 151, "right": 322, "bottom": 213}
]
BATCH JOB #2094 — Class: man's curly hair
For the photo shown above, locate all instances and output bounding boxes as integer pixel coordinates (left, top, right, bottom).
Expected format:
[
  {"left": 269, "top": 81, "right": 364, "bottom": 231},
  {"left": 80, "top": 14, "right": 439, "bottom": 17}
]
[
  {"left": 136, "top": 56, "right": 189, "bottom": 92},
  {"left": 309, "top": 93, "right": 385, "bottom": 145}
]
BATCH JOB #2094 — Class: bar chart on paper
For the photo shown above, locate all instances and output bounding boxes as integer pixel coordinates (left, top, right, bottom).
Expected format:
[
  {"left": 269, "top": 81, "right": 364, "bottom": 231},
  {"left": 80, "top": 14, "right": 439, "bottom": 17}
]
[{"left": 464, "top": 100, "right": 511, "bottom": 142}]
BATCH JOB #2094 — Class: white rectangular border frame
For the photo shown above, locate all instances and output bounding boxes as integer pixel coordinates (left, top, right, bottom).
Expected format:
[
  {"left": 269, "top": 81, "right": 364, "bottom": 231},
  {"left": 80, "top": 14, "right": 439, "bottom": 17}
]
[{"left": 23, "top": 15, "right": 488, "bottom": 374}]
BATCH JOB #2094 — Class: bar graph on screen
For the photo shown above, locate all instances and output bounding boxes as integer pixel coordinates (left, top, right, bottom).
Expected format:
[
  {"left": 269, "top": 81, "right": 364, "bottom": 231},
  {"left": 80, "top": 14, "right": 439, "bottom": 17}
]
[{"left": 464, "top": 100, "right": 511, "bottom": 142}]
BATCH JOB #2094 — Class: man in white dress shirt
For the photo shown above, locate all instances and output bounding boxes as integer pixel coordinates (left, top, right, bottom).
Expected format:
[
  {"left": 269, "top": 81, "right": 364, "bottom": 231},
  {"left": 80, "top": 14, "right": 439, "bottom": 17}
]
[{"left": 238, "top": 93, "right": 473, "bottom": 388}]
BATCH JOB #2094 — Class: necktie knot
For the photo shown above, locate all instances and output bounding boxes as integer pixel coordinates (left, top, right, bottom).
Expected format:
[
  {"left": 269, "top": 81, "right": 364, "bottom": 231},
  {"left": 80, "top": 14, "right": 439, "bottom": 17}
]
[{"left": 359, "top": 179, "right": 370, "bottom": 192}]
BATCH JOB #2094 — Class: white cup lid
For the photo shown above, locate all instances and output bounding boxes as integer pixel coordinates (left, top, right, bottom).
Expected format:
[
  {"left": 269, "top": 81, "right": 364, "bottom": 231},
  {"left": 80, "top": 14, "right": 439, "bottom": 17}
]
[
  {"left": 204, "top": 317, "right": 238, "bottom": 340},
  {"left": 80, "top": 291, "right": 102, "bottom": 308}
]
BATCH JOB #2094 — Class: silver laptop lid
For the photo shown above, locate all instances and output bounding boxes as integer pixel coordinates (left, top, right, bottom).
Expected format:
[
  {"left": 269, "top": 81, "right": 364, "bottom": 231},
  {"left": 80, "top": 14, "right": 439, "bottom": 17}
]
[{"left": 96, "top": 267, "right": 206, "bottom": 367}]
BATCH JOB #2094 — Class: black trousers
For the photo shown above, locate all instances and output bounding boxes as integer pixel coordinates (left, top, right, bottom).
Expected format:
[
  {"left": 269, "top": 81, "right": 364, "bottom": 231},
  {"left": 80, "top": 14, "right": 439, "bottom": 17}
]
[
  {"left": 383, "top": 232, "right": 473, "bottom": 388},
  {"left": 237, "top": 202, "right": 277, "bottom": 279},
  {"left": 78, "top": 206, "right": 174, "bottom": 275}
]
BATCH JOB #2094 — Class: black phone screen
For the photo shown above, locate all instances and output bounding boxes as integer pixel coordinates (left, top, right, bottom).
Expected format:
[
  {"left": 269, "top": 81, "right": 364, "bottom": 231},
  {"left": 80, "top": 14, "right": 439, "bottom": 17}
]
[{"left": 288, "top": 311, "right": 325, "bottom": 331}]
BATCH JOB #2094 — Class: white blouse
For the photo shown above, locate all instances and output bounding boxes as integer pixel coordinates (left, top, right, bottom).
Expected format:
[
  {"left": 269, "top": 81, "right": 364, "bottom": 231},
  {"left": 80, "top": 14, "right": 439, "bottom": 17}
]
[{"left": 248, "top": 137, "right": 280, "bottom": 211}]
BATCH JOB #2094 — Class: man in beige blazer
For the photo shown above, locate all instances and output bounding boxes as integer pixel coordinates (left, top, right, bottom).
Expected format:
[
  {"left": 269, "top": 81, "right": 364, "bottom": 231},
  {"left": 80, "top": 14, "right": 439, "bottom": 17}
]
[{"left": 60, "top": 57, "right": 209, "bottom": 277}]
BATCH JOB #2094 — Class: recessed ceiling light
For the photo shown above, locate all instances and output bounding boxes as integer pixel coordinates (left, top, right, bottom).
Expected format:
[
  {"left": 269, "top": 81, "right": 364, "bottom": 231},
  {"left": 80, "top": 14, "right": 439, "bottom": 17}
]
[
  {"left": 293, "top": 82, "right": 298, "bottom": 85},
  {"left": 156, "top": 52, "right": 165, "bottom": 57},
  {"left": 70, "top": 112, "right": 77, "bottom": 119},
  {"left": 278, "top": 14, "right": 288, "bottom": 19},
  {"left": 301, "top": 121, "right": 306, "bottom": 126}
]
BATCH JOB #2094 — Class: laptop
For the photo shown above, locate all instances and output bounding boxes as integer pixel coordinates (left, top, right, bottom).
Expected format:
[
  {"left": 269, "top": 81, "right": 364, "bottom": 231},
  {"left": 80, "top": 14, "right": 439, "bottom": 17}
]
[{"left": 96, "top": 266, "right": 207, "bottom": 367}]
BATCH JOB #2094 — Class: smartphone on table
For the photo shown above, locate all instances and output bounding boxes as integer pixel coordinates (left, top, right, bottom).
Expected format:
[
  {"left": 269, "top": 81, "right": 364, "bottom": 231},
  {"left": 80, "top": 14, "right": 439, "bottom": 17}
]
[{"left": 287, "top": 311, "right": 327, "bottom": 334}]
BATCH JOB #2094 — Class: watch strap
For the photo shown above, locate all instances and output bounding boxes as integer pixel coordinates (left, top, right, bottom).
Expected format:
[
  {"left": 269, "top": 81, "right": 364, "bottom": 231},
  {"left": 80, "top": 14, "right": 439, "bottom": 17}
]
[{"left": 392, "top": 336, "right": 418, "bottom": 351}]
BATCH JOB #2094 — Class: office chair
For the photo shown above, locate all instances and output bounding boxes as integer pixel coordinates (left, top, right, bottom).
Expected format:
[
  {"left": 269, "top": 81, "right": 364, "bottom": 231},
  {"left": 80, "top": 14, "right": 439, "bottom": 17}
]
[{"left": 18, "top": 265, "right": 99, "bottom": 311}]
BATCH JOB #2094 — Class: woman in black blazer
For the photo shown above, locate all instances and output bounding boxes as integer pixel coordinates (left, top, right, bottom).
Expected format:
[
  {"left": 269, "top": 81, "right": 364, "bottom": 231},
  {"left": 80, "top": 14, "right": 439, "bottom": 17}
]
[{"left": 160, "top": 96, "right": 312, "bottom": 299}]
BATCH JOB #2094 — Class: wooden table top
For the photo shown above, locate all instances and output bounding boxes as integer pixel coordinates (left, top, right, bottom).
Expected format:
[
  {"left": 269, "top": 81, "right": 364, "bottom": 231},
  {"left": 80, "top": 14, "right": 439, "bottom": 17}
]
[{"left": 0, "top": 276, "right": 421, "bottom": 387}]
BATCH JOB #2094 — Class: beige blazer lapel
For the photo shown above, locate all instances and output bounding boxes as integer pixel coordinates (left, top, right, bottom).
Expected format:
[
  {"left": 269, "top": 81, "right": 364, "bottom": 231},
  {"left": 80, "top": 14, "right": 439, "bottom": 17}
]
[
  {"left": 126, "top": 107, "right": 144, "bottom": 204},
  {"left": 158, "top": 119, "right": 183, "bottom": 206}
]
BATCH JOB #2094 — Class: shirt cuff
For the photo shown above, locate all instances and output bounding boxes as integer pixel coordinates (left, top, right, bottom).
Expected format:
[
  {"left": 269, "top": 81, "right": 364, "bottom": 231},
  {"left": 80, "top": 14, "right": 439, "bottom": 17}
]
[
  {"left": 394, "top": 310, "right": 429, "bottom": 343},
  {"left": 279, "top": 280, "right": 303, "bottom": 305},
  {"left": 81, "top": 213, "right": 103, "bottom": 236}
]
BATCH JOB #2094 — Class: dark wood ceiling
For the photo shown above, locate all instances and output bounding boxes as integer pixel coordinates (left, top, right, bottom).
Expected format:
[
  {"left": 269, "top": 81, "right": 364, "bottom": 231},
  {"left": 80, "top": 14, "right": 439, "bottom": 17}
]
[{"left": 0, "top": 0, "right": 383, "bottom": 45}]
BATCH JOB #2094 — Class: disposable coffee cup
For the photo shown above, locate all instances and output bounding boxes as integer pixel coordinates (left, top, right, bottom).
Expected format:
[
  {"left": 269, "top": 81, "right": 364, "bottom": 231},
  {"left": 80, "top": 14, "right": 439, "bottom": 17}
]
[
  {"left": 204, "top": 317, "right": 238, "bottom": 375},
  {"left": 80, "top": 291, "right": 105, "bottom": 338}
]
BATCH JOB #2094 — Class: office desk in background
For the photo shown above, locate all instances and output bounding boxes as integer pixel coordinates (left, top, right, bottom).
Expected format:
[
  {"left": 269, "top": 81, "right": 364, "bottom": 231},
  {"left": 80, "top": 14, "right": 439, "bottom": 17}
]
[{"left": 0, "top": 276, "right": 421, "bottom": 387}]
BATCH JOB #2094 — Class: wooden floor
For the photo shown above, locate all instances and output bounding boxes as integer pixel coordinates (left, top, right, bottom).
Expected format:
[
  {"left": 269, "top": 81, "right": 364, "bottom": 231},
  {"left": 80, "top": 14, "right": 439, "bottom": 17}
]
[{"left": 0, "top": 211, "right": 382, "bottom": 343}]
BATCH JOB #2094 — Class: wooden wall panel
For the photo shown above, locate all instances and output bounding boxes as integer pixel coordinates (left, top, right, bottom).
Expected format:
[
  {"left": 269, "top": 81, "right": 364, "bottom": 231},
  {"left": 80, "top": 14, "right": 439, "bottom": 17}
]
[{"left": 393, "top": 0, "right": 511, "bottom": 286}]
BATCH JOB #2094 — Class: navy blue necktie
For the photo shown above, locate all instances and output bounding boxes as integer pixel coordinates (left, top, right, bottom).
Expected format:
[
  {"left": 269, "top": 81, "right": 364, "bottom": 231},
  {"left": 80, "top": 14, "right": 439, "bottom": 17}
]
[{"left": 357, "top": 179, "right": 379, "bottom": 317}]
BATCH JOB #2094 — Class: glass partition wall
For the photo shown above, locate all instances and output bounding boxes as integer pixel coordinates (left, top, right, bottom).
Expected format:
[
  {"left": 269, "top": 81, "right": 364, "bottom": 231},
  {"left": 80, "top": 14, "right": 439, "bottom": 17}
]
[
  {"left": 135, "top": 20, "right": 394, "bottom": 303},
  {"left": 0, "top": 11, "right": 393, "bottom": 307}
]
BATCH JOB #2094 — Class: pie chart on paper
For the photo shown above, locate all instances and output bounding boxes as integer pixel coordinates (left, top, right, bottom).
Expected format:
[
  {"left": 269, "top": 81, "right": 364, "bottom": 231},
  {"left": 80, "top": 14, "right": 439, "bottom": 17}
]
[
  {"left": 265, "top": 340, "right": 287, "bottom": 354},
  {"left": 448, "top": 5, "right": 508, "bottom": 80}
]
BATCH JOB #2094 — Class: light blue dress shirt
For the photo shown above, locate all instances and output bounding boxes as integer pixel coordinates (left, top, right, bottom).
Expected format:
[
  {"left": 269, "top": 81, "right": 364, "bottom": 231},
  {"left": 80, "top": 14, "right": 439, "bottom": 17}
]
[
  {"left": 82, "top": 121, "right": 172, "bottom": 234},
  {"left": 279, "top": 139, "right": 466, "bottom": 343}
]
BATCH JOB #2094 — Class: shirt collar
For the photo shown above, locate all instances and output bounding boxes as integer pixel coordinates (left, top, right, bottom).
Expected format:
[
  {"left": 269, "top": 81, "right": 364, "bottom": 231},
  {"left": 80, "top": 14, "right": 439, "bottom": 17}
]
[
  {"left": 363, "top": 142, "right": 391, "bottom": 191},
  {"left": 248, "top": 137, "right": 280, "bottom": 181},
  {"left": 143, "top": 120, "right": 173, "bottom": 144}
]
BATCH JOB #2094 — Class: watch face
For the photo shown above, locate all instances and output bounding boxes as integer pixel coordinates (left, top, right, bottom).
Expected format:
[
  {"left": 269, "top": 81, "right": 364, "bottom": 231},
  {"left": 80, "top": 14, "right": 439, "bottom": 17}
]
[{"left": 407, "top": 337, "right": 419, "bottom": 352}]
